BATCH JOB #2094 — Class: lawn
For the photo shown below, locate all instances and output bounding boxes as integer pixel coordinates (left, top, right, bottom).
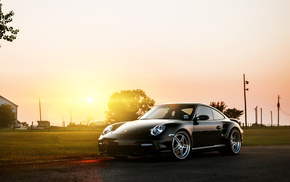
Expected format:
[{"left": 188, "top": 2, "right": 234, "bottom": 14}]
[
  {"left": 243, "top": 127, "right": 290, "bottom": 146},
  {"left": 0, "top": 127, "right": 290, "bottom": 165},
  {"left": 0, "top": 131, "right": 101, "bottom": 165}
]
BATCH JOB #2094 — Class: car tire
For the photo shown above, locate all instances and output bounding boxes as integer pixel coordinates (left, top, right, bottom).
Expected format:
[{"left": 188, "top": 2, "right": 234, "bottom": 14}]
[
  {"left": 171, "top": 130, "right": 191, "bottom": 160},
  {"left": 222, "top": 128, "right": 242, "bottom": 155}
]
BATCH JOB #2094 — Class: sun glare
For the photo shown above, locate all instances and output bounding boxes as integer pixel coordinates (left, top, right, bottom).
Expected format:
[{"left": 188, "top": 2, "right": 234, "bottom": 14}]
[{"left": 87, "top": 97, "right": 93, "bottom": 103}]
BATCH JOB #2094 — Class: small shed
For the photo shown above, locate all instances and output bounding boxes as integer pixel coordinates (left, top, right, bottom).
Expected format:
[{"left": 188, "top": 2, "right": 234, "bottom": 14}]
[{"left": 37, "top": 121, "right": 50, "bottom": 128}]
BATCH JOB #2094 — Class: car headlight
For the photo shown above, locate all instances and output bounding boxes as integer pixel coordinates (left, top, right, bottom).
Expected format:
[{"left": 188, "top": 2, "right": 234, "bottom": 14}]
[
  {"left": 150, "top": 124, "right": 166, "bottom": 136},
  {"left": 103, "top": 125, "right": 113, "bottom": 135}
]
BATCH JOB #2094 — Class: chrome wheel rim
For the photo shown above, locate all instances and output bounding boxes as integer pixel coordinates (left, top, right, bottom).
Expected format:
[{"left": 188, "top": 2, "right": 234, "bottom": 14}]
[
  {"left": 230, "top": 130, "right": 241, "bottom": 154},
  {"left": 172, "top": 132, "right": 190, "bottom": 160}
]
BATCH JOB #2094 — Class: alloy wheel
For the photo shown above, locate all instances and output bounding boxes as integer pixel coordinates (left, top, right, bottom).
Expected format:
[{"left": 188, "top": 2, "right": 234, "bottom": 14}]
[
  {"left": 230, "top": 130, "right": 242, "bottom": 154},
  {"left": 172, "top": 131, "right": 191, "bottom": 160}
]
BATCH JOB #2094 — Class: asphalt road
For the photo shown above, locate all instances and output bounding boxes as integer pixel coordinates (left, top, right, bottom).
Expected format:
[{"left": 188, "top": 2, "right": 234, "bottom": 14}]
[{"left": 1, "top": 146, "right": 290, "bottom": 182}]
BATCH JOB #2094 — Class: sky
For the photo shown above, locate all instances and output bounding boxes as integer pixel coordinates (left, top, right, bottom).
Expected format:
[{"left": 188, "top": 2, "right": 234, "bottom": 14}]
[{"left": 1, "top": 0, "right": 290, "bottom": 126}]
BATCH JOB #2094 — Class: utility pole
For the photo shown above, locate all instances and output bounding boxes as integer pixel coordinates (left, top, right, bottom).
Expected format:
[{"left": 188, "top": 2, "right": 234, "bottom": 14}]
[
  {"left": 243, "top": 74, "right": 249, "bottom": 129},
  {"left": 260, "top": 108, "right": 262, "bottom": 127},
  {"left": 70, "top": 109, "right": 72, "bottom": 124},
  {"left": 39, "top": 99, "right": 42, "bottom": 121},
  {"left": 255, "top": 106, "right": 258, "bottom": 127},
  {"left": 271, "top": 111, "right": 273, "bottom": 127},
  {"left": 63, "top": 116, "right": 65, "bottom": 131},
  {"left": 277, "top": 95, "right": 281, "bottom": 127}
]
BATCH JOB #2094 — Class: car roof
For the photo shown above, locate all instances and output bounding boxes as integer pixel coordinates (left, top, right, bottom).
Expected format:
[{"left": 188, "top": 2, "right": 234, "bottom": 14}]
[
  {"left": 157, "top": 103, "right": 208, "bottom": 106},
  {"left": 156, "top": 103, "right": 228, "bottom": 117}
]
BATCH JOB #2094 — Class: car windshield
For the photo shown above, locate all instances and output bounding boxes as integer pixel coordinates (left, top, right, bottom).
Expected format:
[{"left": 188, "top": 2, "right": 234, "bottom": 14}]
[{"left": 140, "top": 104, "right": 196, "bottom": 120}]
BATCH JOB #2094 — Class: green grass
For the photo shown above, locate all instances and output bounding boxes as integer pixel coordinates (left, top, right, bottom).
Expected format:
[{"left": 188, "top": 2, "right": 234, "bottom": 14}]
[
  {"left": 0, "top": 127, "right": 290, "bottom": 165},
  {"left": 0, "top": 131, "right": 102, "bottom": 165},
  {"left": 243, "top": 127, "right": 290, "bottom": 146}
]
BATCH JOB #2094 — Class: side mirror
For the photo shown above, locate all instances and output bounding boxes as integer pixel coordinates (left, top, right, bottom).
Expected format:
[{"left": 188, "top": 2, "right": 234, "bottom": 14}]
[
  {"left": 197, "top": 115, "right": 210, "bottom": 121},
  {"left": 193, "top": 115, "right": 209, "bottom": 125}
]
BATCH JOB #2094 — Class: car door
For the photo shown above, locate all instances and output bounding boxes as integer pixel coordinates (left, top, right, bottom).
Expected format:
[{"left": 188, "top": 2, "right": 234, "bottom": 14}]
[{"left": 192, "top": 106, "right": 222, "bottom": 148}]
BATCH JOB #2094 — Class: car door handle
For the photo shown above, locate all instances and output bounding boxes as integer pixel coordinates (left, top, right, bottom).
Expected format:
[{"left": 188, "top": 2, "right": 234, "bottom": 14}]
[{"left": 216, "top": 125, "right": 221, "bottom": 130}]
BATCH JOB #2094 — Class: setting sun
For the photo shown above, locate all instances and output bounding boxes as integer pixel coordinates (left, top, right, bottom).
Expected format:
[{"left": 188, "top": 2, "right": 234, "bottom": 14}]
[{"left": 87, "top": 97, "right": 93, "bottom": 103}]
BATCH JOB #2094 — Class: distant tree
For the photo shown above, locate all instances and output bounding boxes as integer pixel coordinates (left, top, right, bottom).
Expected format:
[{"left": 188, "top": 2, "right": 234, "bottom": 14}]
[
  {"left": 251, "top": 123, "right": 266, "bottom": 128},
  {"left": 67, "top": 121, "right": 76, "bottom": 126},
  {"left": 224, "top": 108, "right": 244, "bottom": 120},
  {"left": 210, "top": 101, "right": 243, "bottom": 120},
  {"left": 0, "top": 104, "right": 16, "bottom": 127},
  {"left": 83, "top": 115, "right": 94, "bottom": 126},
  {"left": 105, "top": 89, "right": 155, "bottom": 124},
  {"left": 89, "top": 121, "right": 97, "bottom": 127},
  {"left": 0, "top": 0, "right": 19, "bottom": 46},
  {"left": 209, "top": 101, "right": 227, "bottom": 113}
]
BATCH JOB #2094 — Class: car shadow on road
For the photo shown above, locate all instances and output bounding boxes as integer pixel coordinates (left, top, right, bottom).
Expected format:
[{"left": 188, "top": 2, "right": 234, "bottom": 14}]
[{"left": 108, "top": 151, "right": 225, "bottom": 163}]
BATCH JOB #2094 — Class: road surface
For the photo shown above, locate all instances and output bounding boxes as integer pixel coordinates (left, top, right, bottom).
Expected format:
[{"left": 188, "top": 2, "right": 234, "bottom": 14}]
[{"left": 1, "top": 146, "right": 290, "bottom": 182}]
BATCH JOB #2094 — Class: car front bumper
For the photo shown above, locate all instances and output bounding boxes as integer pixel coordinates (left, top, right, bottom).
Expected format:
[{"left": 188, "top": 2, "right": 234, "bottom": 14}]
[{"left": 98, "top": 135, "right": 173, "bottom": 157}]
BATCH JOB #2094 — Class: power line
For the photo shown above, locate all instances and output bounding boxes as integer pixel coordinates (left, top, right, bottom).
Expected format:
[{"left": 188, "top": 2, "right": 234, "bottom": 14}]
[{"left": 281, "top": 108, "right": 290, "bottom": 116}]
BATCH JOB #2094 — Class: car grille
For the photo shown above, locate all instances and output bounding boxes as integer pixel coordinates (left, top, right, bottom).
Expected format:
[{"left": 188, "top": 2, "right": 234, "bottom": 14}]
[{"left": 98, "top": 140, "right": 155, "bottom": 156}]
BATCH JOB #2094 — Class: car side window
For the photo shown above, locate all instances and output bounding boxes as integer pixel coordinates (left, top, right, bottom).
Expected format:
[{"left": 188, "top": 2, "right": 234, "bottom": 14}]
[
  {"left": 212, "top": 109, "right": 225, "bottom": 120},
  {"left": 196, "top": 106, "right": 213, "bottom": 120}
]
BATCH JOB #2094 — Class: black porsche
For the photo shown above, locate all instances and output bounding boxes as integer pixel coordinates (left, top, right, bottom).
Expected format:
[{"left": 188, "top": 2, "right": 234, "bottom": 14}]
[{"left": 98, "top": 103, "right": 243, "bottom": 160}]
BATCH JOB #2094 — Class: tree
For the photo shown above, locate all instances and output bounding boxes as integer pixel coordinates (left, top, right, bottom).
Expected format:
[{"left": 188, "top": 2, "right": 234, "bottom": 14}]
[
  {"left": 210, "top": 101, "right": 243, "bottom": 119},
  {"left": 209, "top": 101, "right": 227, "bottom": 113},
  {"left": 0, "top": 104, "right": 16, "bottom": 127},
  {"left": 89, "top": 121, "right": 97, "bottom": 127},
  {"left": 0, "top": 0, "right": 19, "bottom": 46},
  {"left": 224, "top": 108, "right": 244, "bottom": 120},
  {"left": 67, "top": 121, "right": 76, "bottom": 126},
  {"left": 105, "top": 89, "right": 155, "bottom": 124},
  {"left": 83, "top": 115, "right": 94, "bottom": 126}
]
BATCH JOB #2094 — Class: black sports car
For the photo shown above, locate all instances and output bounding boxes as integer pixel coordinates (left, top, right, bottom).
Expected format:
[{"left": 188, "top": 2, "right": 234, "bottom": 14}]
[{"left": 98, "top": 103, "right": 243, "bottom": 160}]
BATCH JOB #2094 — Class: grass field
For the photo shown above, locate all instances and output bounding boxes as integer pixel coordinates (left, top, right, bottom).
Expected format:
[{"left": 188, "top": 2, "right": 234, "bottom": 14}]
[
  {"left": 0, "top": 131, "right": 101, "bottom": 165},
  {"left": 243, "top": 127, "right": 290, "bottom": 146},
  {"left": 1, "top": 127, "right": 290, "bottom": 165}
]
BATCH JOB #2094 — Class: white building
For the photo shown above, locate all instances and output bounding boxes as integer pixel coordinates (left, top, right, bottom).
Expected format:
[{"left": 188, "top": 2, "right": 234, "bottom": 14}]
[
  {"left": 0, "top": 95, "right": 18, "bottom": 124},
  {"left": 37, "top": 121, "right": 50, "bottom": 128}
]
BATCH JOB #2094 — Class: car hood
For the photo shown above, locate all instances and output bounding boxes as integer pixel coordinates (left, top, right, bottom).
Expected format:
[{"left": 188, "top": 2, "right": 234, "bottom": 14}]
[{"left": 112, "top": 119, "right": 173, "bottom": 134}]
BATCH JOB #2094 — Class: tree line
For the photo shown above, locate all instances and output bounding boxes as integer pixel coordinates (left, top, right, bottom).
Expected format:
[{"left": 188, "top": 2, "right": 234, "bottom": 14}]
[
  {"left": 0, "top": 104, "right": 16, "bottom": 127},
  {"left": 209, "top": 101, "right": 243, "bottom": 119},
  {"left": 0, "top": 89, "right": 243, "bottom": 128}
]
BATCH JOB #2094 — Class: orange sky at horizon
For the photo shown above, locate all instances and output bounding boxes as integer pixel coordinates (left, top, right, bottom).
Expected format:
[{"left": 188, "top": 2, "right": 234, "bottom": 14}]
[{"left": 1, "top": 0, "right": 290, "bottom": 126}]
